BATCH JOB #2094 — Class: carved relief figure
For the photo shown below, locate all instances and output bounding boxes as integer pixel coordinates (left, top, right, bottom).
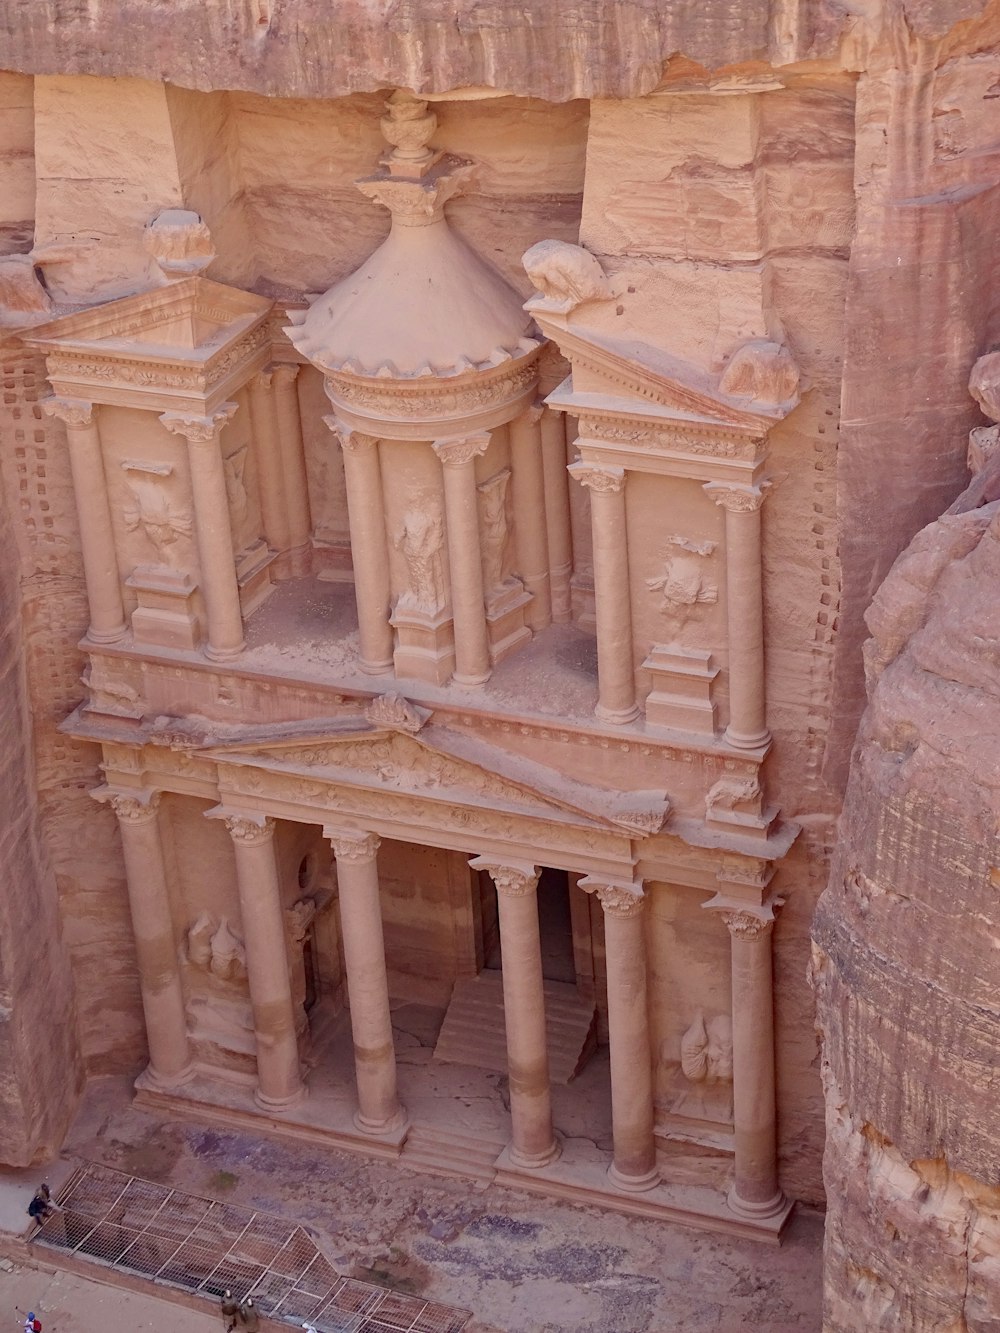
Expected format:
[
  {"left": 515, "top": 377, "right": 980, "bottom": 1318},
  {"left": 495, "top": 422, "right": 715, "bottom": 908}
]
[
  {"left": 706, "top": 774, "right": 761, "bottom": 818},
  {"left": 680, "top": 1012, "right": 734, "bottom": 1084},
  {"left": 186, "top": 915, "right": 247, "bottom": 982},
  {"left": 522, "top": 240, "right": 613, "bottom": 312},
  {"left": 223, "top": 446, "right": 250, "bottom": 530},
  {"left": 394, "top": 506, "right": 446, "bottom": 614},
  {"left": 646, "top": 535, "right": 718, "bottom": 631},
  {"left": 477, "top": 469, "right": 513, "bottom": 596},
  {"left": 123, "top": 475, "right": 193, "bottom": 564}
]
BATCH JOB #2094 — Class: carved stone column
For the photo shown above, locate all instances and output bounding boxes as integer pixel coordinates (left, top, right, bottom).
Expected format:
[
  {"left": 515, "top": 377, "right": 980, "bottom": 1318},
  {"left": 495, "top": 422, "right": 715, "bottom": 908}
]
[
  {"left": 161, "top": 404, "right": 245, "bottom": 661},
  {"left": 96, "top": 788, "right": 193, "bottom": 1088},
  {"left": 714, "top": 902, "right": 784, "bottom": 1218},
  {"left": 508, "top": 404, "right": 552, "bottom": 631},
  {"left": 433, "top": 432, "right": 492, "bottom": 686},
  {"left": 470, "top": 857, "right": 559, "bottom": 1167},
  {"left": 580, "top": 877, "right": 657, "bottom": 1190},
  {"left": 568, "top": 462, "right": 638, "bottom": 724},
  {"left": 326, "top": 420, "right": 393, "bottom": 675},
  {"left": 325, "top": 827, "right": 405, "bottom": 1133},
  {"left": 247, "top": 368, "right": 292, "bottom": 573},
  {"left": 703, "top": 482, "right": 771, "bottom": 749},
  {"left": 271, "top": 363, "right": 312, "bottom": 576},
  {"left": 42, "top": 397, "right": 127, "bottom": 643},
  {"left": 220, "top": 812, "right": 305, "bottom": 1110},
  {"left": 540, "top": 408, "right": 573, "bottom": 623}
]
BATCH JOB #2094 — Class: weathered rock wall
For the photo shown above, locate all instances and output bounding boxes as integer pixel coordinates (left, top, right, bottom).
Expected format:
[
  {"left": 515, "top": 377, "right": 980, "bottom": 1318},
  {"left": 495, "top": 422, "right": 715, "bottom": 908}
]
[
  {"left": 813, "top": 456, "right": 1000, "bottom": 1327},
  {"left": 0, "top": 339, "right": 84, "bottom": 1164}
]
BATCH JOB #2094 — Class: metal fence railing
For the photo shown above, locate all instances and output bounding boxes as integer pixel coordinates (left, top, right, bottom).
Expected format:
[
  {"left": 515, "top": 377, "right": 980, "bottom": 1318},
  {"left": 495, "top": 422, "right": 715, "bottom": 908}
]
[{"left": 31, "top": 1162, "right": 469, "bottom": 1333}]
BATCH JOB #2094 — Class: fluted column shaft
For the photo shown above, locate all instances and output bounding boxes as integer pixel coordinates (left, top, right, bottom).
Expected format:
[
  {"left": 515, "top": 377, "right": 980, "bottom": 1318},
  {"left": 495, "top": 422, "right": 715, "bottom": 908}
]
[
  {"left": 581, "top": 877, "right": 657, "bottom": 1190},
  {"left": 327, "top": 420, "right": 393, "bottom": 674},
  {"left": 540, "top": 409, "right": 573, "bottom": 623},
  {"left": 508, "top": 405, "right": 552, "bottom": 630},
  {"left": 568, "top": 461, "right": 637, "bottom": 723},
  {"left": 718, "top": 906, "right": 784, "bottom": 1216},
  {"left": 99, "top": 789, "right": 193, "bottom": 1088},
  {"left": 704, "top": 482, "right": 771, "bottom": 748},
  {"left": 433, "top": 433, "right": 491, "bottom": 686},
  {"left": 161, "top": 404, "right": 245, "bottom": 660},
  {"left": 471, "top": 858, "right": 558, "bottom": 1167},
  {"left": 42, "top": 397, "right": 126, "bottom": 643},
  {"left": 272, "top": 363, "right": 313, "bottom": 575},
  {"left": 248, "top": 369, "right": 292, "bottom": 568},
  {"left": 326, "top": 828, "right": 404, "bottom": 1133},
  {"left": 222, "top": 813, "right": 304, "bottom": 1110}
]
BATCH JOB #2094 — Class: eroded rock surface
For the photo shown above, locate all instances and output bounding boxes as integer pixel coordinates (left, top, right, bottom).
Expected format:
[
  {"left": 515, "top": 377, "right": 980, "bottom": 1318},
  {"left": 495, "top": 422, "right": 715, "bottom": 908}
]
[{"left": 813, "top": 450, "right": 1000, "bottom": 1330}]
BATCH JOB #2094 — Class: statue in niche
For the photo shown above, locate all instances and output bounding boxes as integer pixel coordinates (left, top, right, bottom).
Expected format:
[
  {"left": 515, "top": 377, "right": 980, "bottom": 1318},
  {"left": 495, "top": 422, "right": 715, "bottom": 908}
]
[
  {"left": 223, "top": 446, "right": 250, "bottom": 530},
  {"left": 187, "top": 912, "right": 215, "bottom": 968},
  {"left": 477, "top": 469, "right": 513, "bottom": 596},
  {"left": 123, "top": 475, "right": 192, "bottom": 565},
  {"left": 664, "top": 1011, "right": 735, "bottom": 1126},
  {"left": 394, "top": 507, "right": 445, "bottom": 615},
  {"left": 646, "top": 535, "right": 718, "bottom": 631}
]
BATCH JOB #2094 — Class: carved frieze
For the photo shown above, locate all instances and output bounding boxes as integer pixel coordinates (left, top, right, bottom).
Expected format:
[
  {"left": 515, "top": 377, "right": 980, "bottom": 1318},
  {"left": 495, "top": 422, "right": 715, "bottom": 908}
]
[{"left": 576, "top": 413, "right": 762, "bottom": 463}]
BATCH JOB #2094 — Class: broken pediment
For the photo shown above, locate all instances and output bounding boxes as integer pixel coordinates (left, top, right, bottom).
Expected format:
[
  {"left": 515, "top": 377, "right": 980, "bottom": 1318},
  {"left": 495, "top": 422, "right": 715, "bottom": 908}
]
[
  {"left": 27, "top": 276, "right": 272, "bottom": 357},
  {"left": 202, "top": 715, "right": 669, "bottom": 838}
]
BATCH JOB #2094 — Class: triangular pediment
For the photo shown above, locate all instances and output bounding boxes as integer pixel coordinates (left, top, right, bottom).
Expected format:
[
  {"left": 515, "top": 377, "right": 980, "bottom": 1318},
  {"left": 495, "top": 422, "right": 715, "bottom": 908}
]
[
  {"left": 26, "top": 276, "right": 272, "bottom": 359},
  {"left": 533, "top": 316, "right": 792, "bottom": 432},
  {"left": 203, "top": 717, "right": 668, "bottom": 838}
]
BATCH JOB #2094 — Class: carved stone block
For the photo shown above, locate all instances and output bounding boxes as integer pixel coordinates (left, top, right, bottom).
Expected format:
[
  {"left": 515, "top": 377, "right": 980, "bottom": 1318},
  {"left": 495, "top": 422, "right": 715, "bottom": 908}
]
[
  {"left": 126, "top": 566, "right": 201, "bottom": 651},
  {"left": 642, "top": 644, "right": 718, "bottom": 735},
  {"left": 390, "top": 604, "right": 456, "bottom": 686},
  {"left": 485, "top": 579, "right": 532, "bottom": 666},
  {"left": 234, "top": 537, "right": 276, "bottom": 617}
]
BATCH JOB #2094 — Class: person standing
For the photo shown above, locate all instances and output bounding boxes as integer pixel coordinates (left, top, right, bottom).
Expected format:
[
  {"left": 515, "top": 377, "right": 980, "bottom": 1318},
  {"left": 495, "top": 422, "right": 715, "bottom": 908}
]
[
  {"left": 237, "top": 1296, "right": 260, "bottom": 1331},
  {"left": 219, "top": 1289, "right": 239, "bottom": 1332}
]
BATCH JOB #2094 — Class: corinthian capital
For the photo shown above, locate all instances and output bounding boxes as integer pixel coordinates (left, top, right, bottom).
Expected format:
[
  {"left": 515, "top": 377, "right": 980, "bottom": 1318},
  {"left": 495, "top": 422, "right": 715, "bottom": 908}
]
[
  {"left": 720, "top": 910, "right": 774, "bottom": 941},
  {"left": 703, "top": 480, "right": 771, "bottom": 513},
  {"left": 323, "top": 415, "right": 379, "bottom": 453},
  {"left": 224, "top": 813, "right": 275, "bottom": 845},
  {"left": 578, "top": 875, "right": 644, "bottom": 918},
  {"left": 469, "top": 856, "right": 539, "bottom": 897},
  {"left": 567, "top": 461, "right": 626, "bottom": 494},
  {"left": 432, "top": 433, "right": 491, "bottom": 467},
  {"left": 271, "top": 362, "right": 301, "bottom": 388},
  {"left": 92, "top": 785, "right": 160, "bottom": 823},
  {"left": 325, "top": 827, "right": 381, "bottom": 862},
  {"left": 41, "top": 395, "right": 95, "bottom": 429},
  {"left": 160, "top": 402, "right": 238, "bottom": 443}
]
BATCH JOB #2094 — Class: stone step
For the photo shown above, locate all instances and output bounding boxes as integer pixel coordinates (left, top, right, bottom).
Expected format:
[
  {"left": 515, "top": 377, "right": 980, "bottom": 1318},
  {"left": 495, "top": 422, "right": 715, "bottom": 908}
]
[
  {"left": 432, "top": 972, "right": 597, "bottom": 1085},
  {"left": 401, "top": 1125, "right": 504, "bottom": 1183}
]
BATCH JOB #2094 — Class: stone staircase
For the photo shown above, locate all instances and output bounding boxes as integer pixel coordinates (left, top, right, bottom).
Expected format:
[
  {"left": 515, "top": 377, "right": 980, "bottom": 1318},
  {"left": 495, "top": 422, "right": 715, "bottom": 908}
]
[
  {"left": 400, "top": 1124, "right": 505, "bottom": 1183},
  {"left": 432, "top": 970, "right": 597, "bottom": 1085}
]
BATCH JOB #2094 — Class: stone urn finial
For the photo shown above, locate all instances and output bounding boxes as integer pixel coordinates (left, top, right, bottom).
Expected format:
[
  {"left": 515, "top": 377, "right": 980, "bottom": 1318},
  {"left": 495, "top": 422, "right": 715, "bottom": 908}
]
[{"left": 380, "top": 90, "right": 440, "bottom": 177}]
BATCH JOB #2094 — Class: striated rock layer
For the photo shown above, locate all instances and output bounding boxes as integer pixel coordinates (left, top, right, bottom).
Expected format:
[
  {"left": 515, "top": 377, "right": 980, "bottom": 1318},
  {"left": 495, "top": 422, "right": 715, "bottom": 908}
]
[{"left": 812, "top": 456, "right": 1000, "bottom": 1329}]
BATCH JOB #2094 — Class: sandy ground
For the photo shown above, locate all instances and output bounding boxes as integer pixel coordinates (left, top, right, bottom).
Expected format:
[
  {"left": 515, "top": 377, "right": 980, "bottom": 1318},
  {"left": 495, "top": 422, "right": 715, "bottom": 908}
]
[
  {"left": 7, "top": 1075, "right": 826, "bottom": 1333},
  {"left": 0, "top": 1258, "right": 221, "bottom": 1332}
]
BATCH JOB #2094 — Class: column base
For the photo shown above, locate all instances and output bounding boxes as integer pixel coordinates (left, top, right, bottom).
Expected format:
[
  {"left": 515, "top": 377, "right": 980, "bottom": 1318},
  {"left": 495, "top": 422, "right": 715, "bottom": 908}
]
[
  {"left": 451, "top": 670, "right": 490, "bottom": 688},
  {"left": 607, "top": 1161, "right": 660, "bottom": 1193},
  {"left": 254, "top": 1083, "right": 307, "bottom": 1113},
  {"left": 595, "top": 702, "right": 640, "bottom": 726},
  {"left": 727, "top": 1184, "right": 787, "bottom": 1219},
  {"left": 724, "top": 724, "right": 771, "bottom": 750},
  {"left": 136, "top": 1062, "right": 197, "bottom": 1094},
  {"left": 358, "top": 656, "right": 395, "bottom": 676},
  {"left": 205, "top": 642, "right": 246, "bottom": 663},
  {"left": 354, "top": 1105, "right": 408, "bottom": 1136},
  {"left": 85, "top": 623, "right": 129, "bottom": 646},
  {"left": 509, "top": 1138, "right": 561, "bottom": 1170}
]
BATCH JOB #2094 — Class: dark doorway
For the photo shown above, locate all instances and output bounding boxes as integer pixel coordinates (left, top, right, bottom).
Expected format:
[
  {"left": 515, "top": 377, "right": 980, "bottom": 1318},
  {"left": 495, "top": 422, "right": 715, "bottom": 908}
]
[
  {"left": 537, "top": 867, "right": 576, "bottom": 983},
  {"left": 302, "top": 928, "right": 318, "bottom": 1012}
]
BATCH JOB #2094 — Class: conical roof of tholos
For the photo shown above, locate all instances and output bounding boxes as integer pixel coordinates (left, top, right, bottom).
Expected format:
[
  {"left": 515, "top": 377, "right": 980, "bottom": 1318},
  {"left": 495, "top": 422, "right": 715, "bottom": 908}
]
[{"left": 287, "top": 214, "right": 538, "bottom": 380}]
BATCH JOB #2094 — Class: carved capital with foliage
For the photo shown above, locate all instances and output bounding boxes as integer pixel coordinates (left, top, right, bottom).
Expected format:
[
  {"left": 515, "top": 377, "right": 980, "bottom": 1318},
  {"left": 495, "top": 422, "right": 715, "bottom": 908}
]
[
  {"left": 42, "top": 395, "right": 95, "bottom": 430},
  {"left": 325, "top": 827, "right": 381, "bottom": 863},
  {"left": 568, "top": 461, "right": 626, "bottom": 495},
  {"left": 469, "top": 857, "right": 539, "bottom": 898},
  {"left": 433, "top": 432, "right": 491, "bottom": 468},
  {"left": 160, "top": 401, "right": 238, "bottom": 444}
]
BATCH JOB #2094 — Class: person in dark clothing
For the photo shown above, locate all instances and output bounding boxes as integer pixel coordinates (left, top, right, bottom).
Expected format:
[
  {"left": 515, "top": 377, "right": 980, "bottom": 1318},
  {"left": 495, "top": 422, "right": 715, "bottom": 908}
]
[
  {"left": 237, "top": 1296, "right": 260, "bottom": 1331},
  {"left": 220, "top": 1289, "right": 240, "bottom": 1332}
]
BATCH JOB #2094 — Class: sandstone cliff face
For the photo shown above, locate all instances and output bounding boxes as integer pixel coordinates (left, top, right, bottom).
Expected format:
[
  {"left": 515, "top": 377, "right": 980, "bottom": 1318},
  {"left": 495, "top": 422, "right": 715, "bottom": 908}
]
[
  {"left": 0, "top": 338, "right": 83, "bottom": 1164},
  {"left": 813, "top": 461, "right": 1000, "bottom": 1329}
]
